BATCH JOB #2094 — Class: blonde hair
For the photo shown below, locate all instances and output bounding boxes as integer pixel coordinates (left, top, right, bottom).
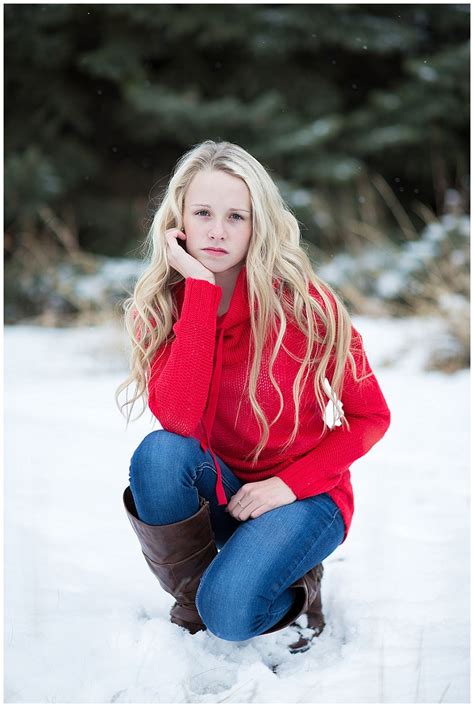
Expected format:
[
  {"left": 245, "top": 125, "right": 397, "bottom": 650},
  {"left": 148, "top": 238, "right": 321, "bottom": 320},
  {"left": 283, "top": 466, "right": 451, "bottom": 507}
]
[{"left": 115, "top": 140, "right": 372, "bottom": 465}]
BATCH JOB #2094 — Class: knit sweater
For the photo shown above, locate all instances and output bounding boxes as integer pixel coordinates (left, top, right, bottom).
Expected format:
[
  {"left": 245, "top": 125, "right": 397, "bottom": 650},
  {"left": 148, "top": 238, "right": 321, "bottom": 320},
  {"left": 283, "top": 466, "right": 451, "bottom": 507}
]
[{"left": 148, "top": 265, "right": 391, "bottom": 541}]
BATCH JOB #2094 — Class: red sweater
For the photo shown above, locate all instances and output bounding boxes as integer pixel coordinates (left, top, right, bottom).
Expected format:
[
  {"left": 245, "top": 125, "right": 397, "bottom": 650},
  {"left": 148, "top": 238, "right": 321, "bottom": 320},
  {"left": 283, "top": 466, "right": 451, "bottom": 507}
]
[{"left": 148, "top": 265, "right": 391, "bottom": 541}]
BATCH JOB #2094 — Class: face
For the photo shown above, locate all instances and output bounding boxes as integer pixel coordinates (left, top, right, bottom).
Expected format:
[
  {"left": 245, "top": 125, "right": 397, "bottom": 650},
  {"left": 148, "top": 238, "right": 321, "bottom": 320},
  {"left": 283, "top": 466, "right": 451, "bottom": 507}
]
[{"left": 182, "top": 169, "right": 253, "bottom": 275}]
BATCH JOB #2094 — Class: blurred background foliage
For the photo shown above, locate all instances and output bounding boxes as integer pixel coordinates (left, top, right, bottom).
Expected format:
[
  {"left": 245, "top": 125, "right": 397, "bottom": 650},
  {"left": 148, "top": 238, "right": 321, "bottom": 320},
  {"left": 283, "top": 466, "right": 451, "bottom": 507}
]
[{"left": 3, "top": 3, "right": 470, "bottom": 369}]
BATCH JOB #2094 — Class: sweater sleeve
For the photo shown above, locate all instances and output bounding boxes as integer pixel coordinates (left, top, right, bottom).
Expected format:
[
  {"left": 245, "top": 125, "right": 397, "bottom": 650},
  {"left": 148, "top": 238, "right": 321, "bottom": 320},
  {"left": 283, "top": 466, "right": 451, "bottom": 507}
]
[
  {"left": 147, "top": 277, "right": 222, "bottom": 437},
  {"left": 274, "top": 324, "right": 391, "bottom": 499}
]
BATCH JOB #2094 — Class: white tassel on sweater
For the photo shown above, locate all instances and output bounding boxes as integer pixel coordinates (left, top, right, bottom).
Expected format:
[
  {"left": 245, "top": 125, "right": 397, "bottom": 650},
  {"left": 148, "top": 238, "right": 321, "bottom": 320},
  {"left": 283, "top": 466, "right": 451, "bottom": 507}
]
[{"left": 322, "top": 377, "right": 344, "bottom": 428}]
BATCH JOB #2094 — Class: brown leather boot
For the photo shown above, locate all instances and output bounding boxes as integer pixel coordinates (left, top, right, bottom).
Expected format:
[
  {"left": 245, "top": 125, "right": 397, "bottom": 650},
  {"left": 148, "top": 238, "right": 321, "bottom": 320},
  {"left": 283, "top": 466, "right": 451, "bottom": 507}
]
[
  {"left": 287, "top": 563, "right": 325, "bottom": 653},
  {"left": 259, "top": 563, "right": 325, "bottom": 652},
  {"left": 123, "top": 486, "right": 218, "bottom": 634}
]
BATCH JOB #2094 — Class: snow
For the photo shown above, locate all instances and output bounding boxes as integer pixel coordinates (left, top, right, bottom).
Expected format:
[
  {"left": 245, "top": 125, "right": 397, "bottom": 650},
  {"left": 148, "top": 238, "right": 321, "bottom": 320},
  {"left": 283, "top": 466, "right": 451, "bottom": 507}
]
[
  {"left": 4, "top": 317, "right": 470, "bottom": 703},
  {"left": 316, "top": 213, "right": 469, "bottom": 307},
  {"left": 58, "top": 256, "right": 145, "bottom": 308}
]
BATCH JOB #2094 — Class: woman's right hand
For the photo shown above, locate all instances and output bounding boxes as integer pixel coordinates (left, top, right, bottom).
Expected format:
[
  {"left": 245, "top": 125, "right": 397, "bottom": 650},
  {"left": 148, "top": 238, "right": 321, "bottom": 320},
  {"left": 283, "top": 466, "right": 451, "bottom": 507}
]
[{"left": 165, "top": 228, "right": 215, "bottom": 284}]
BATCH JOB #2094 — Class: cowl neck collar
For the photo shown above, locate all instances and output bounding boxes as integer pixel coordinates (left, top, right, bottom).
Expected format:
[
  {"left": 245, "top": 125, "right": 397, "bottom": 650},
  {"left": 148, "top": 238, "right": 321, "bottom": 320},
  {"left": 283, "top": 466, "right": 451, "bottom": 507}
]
[
  {"left": 173, "top": 265, "right": 251, "bottom": 331},
  {"left": 215, "top": 265, "right": 250, "bottom": 331}
]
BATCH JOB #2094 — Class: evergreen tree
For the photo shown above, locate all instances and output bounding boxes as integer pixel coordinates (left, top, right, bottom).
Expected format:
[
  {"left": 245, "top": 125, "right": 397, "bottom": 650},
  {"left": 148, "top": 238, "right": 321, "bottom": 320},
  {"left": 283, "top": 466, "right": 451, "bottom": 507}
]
[{"left": 4, "top": 4, "right": 469, "bottom": 257}]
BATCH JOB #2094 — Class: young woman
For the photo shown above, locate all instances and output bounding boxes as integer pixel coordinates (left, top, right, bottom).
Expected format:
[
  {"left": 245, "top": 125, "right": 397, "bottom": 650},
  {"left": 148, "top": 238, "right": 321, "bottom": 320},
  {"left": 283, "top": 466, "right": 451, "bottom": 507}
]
[{"left": 116, "top": 140, "right": 391, "bottom": 653}]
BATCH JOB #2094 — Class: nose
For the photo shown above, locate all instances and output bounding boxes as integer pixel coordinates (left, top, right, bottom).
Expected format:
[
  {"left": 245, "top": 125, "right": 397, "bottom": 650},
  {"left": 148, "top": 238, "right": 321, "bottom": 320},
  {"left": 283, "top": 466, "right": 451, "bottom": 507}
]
[
  {"left": 208, "top": 217, "right": 227, "bottom": 239},
  {"left": 209, "top": 227, "right": 225, "bottom": 239}
]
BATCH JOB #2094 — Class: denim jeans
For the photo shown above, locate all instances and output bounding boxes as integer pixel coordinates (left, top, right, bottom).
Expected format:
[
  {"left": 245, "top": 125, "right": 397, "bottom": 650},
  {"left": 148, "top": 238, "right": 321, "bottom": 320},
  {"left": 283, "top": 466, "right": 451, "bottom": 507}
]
[{"left": 128, "top": 429, "right": 345, "bottom": 641}]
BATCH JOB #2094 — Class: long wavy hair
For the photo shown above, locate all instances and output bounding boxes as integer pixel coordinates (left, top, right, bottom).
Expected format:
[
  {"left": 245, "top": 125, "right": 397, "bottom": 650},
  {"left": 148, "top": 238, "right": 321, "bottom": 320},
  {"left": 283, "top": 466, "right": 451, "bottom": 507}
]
[{"left": 115, "top": 140, "right": 372, "bottom": 465}]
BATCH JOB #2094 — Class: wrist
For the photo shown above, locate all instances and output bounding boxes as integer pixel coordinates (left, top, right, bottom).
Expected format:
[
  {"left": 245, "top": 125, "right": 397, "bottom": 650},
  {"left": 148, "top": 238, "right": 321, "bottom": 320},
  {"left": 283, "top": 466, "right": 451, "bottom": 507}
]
[
  {"left": 186, "top": 272, "right": 215, "bottom": 285},
  {"left": 274, "top": 476, "right": 297, "bottom": 501}
]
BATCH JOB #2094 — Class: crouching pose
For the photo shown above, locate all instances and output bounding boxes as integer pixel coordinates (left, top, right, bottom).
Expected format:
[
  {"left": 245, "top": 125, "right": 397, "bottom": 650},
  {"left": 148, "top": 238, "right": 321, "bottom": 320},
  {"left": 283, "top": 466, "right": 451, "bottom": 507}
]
[{"left": 116, "top": 140, "right": 391, "bottom": 653}]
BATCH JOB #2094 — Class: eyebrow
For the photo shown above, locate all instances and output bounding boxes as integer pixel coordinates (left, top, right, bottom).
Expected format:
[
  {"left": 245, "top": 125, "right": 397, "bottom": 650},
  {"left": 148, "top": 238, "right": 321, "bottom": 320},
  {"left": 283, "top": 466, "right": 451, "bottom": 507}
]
[{"left": 191, "top": 203, "right": 251, "bottom": 212}]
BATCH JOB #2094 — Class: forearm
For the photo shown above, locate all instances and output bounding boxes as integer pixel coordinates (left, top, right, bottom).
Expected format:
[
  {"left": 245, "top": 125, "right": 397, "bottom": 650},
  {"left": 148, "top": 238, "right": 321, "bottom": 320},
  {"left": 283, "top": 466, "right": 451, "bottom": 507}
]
[
  {"left": 148, "top": 277, "right": 222, "bottom": 436},
  {"left": 275, "top": 407, "right": 391, "bottom": 499}
]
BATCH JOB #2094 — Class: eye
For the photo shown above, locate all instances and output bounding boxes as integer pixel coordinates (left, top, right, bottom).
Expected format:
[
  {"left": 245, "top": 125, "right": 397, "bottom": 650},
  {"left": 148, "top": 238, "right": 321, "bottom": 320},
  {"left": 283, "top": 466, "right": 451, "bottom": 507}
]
[{"left": 195, "top": 210, "right": 244, "bottom": 221}]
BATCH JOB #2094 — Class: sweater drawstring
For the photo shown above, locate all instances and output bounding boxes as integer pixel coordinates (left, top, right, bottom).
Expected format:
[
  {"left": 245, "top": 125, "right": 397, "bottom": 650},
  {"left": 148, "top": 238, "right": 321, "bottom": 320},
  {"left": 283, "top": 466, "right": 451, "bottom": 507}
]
[
  {"left": 199, "top": 326, "right": 228, "bottom": 506},
  {"left": 199, "top": 426, "right": 228, "bottom": 506}
]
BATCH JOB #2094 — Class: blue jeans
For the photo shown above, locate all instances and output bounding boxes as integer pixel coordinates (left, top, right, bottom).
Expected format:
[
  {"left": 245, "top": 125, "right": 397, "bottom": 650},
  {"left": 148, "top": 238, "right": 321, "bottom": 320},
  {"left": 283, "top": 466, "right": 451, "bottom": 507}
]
[{"left": 128, "top": 429, "right": 345, "bottom": 641}]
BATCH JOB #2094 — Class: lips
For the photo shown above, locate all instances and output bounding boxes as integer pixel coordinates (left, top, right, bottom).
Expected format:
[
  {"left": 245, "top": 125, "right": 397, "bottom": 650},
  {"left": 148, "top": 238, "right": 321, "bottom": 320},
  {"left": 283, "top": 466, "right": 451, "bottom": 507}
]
[{"left": 202, "top": 248, "right": 228, "bottom": 253}]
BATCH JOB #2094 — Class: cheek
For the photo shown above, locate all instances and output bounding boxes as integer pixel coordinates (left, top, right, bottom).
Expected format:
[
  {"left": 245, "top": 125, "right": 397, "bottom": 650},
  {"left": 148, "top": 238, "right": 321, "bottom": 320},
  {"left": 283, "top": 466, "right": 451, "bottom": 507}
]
[
  {"left": 243, "top": 226, "right": 253, "bottom": 249},
  {"left": 182, "top": 216, "right": 200, "bottom": 236}
]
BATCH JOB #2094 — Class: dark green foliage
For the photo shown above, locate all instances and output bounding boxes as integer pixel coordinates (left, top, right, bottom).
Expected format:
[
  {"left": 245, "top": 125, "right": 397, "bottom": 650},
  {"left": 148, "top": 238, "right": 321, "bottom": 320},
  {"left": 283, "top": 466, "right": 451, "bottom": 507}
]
[{"left": 4, "top": 4, "right": 470, "bottom": 257}]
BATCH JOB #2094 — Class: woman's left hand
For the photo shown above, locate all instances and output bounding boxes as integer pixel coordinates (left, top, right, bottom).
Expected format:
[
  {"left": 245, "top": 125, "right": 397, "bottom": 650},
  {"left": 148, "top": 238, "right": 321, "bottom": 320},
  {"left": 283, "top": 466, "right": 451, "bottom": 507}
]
[{"left": 225, "top": 477, "right": 297, "bottom": 520}]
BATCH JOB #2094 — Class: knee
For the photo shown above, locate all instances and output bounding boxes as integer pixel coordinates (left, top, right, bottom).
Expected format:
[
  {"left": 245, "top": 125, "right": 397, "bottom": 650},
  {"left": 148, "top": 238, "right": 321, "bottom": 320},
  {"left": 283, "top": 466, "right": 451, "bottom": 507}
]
[
  {"left": 129, "top": 429, "right": 194, "bottom": 489},
  {"left": 195, "top": 564, "right": 258, "bottom": 642}
]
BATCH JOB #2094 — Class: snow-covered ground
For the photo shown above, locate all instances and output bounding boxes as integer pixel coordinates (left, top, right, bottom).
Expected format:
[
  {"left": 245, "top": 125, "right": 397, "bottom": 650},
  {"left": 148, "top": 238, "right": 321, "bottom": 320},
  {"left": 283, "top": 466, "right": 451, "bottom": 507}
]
[{"left": 4, "top": 317, "right": 470, "bottom": 703}]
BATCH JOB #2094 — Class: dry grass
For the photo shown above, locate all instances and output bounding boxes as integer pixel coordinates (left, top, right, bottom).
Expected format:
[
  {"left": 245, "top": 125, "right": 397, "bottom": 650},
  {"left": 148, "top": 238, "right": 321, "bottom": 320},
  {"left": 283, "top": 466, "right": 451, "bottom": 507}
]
[
  {"left": 306, "top": 169, "right": 469, "bottom": 373},
  {"left": 5, "top": 184, "right": 470, "bottom": 372}
]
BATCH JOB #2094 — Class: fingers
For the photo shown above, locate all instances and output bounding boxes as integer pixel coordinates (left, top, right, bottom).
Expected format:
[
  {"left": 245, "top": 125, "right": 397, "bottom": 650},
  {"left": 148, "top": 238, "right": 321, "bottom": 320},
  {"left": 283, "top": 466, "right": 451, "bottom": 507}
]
[
  {"left": 164, "top": 229, "right": 214, "bottom": 283},
  {"left": 165, "top": 228, "right": 186, "bottom": 250},
  {"left": 226, "top": 497, "right": 267, "bottom": 521},
  {"left": 226, "top": 488, "right": 254, "bottom": 519},
  {"left": 165, "top": 227, "right": 186, "bottom": 239},
  {"left": 165, "top": 229, "right": 191, "bottom": 278}
]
